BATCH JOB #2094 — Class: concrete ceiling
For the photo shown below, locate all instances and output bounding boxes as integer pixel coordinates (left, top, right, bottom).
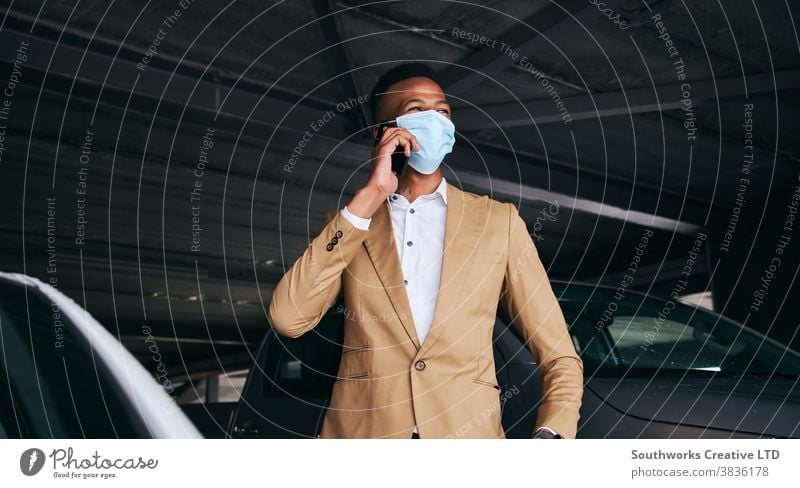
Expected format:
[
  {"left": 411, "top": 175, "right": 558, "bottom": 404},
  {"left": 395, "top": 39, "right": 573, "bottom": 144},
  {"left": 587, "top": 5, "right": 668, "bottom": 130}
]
[{"left": 0, "top": 0, "right": 798, "bottom": 377}]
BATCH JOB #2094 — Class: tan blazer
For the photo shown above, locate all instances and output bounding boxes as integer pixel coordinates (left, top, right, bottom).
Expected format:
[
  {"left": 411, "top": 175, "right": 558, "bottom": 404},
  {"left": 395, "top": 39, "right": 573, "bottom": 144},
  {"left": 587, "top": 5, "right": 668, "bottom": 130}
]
[{"left": 268, "top": 182, "right": 583, "bottom": 438}]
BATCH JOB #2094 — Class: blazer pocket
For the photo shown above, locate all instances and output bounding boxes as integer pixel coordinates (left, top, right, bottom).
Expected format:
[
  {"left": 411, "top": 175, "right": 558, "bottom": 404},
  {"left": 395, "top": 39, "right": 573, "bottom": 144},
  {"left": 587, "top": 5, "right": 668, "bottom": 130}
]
[
  {"left": 471, "top": 378, "right": 501, "bottom": 390},
  {"left": 336, "top": 347, "right": 371, "bottom": 381},
  {"left": 341, "top": 344, "right": 370, "bottom": 356}
]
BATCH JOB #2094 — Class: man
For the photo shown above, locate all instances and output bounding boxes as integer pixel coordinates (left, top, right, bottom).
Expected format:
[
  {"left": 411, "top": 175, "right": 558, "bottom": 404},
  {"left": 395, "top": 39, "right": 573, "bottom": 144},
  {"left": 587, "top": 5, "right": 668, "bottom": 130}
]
[{"left": 268, "top": 63, "right": 583, "bottom": 439}]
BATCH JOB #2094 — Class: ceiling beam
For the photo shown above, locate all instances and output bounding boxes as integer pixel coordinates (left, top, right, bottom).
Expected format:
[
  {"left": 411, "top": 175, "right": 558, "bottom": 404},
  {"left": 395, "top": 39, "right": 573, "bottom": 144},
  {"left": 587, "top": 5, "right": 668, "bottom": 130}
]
[
  {"left": 455, "top": 69, "right": 800, "bottom": 130},
  {"left": 0, "top": 27, "right": 352, "bottom": 134},
  {"left": 0, "top": 5, "right": 336, "bottom": 108},
  {"left": 437, "top": 0, "right": 588, "bottom": 95},
  {"left": 457, "top": 171, "right": 703, "bottom": 236},
  {"left": 311, "top": 0, "right": 371, "bottom": 130}
]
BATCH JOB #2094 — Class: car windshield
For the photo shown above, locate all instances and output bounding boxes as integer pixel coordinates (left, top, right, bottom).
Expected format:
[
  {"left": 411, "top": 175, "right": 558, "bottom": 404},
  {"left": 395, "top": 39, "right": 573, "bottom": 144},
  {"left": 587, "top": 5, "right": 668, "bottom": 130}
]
[{"left": 554, "top": 284, "right": 800, "bottom": 377}]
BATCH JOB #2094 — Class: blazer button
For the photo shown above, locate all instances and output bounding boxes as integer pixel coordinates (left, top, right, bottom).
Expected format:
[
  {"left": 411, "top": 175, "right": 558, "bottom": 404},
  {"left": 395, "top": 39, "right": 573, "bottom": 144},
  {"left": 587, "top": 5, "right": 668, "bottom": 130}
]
[
  {"left": 335, "top": 230, "right": 343, "bottom": 238},
  {"left": 326, "top": 243, "right": 334, "bottom": 251},
  {"left": 415, "top": 360, "right": 426, "bottom": 371},
  {"left": 331, "top": 236, "right": 339, "bottom": 245}
]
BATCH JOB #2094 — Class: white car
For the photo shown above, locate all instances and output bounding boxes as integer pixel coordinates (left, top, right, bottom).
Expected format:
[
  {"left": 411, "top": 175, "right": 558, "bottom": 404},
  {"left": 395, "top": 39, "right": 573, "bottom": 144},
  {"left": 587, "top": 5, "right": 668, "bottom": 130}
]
[{"left": 0, "top": 272, "right": 202, "bottom": 438}]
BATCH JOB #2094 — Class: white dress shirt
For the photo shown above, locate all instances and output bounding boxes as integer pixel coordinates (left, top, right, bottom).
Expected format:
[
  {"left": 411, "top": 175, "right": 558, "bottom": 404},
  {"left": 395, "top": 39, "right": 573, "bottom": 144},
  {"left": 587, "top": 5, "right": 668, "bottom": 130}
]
[{"left": 342, "top": 177, "right": 448, "bottom": 436}]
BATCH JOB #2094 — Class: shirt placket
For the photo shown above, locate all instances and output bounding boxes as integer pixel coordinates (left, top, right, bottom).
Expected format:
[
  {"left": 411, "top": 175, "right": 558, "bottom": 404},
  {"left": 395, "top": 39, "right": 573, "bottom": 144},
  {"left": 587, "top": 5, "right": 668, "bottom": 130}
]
[{"left": 400, "top": 199, "right": 416, "bottom": 290}]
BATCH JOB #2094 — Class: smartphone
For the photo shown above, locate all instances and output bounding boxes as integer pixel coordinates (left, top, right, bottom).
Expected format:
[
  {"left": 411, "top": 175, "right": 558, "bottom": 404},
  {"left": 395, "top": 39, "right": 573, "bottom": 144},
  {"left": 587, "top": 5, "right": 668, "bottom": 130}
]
[{"left": 374, "top": 121, "right": 408, "bottom": 176}]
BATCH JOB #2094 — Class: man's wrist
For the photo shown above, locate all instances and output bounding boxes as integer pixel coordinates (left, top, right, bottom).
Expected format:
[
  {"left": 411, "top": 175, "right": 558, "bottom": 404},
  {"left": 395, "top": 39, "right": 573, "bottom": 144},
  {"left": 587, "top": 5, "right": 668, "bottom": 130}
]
[{"left": 347, "top": 184, "right": 389, "bottom": 220}]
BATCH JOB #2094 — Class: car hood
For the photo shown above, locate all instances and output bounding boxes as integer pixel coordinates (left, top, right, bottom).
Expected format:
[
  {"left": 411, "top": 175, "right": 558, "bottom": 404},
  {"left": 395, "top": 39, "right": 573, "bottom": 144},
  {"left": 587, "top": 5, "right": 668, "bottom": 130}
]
[{"left": 587, "top": 373, "right": 800, "bottom": 438}]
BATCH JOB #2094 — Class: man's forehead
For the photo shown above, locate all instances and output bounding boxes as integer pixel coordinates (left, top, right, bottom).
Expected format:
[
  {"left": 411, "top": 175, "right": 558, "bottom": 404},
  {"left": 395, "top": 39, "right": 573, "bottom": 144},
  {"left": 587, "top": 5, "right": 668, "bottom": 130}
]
[{"left": 386, "top": 77, "right": 445, "bottom": 99}]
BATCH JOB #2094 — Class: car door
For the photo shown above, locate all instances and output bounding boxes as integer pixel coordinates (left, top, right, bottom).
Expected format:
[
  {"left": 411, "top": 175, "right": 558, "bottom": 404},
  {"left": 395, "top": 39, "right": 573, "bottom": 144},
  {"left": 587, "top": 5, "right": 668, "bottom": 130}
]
[{"left": 230, "top": 304, "right": 345, "bottom": 438}]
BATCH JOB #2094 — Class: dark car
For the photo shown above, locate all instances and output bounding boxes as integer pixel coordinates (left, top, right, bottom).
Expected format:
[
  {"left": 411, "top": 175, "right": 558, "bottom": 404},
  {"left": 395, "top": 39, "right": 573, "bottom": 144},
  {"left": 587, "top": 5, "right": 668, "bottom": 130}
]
[{"left": 185, "top": 281, "right": 800, "bottom": 439}]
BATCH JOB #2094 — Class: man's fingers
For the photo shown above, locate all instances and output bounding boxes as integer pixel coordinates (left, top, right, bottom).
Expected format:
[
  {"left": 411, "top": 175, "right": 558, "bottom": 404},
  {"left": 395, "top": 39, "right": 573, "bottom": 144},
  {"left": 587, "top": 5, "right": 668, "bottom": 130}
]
[
  {"left": 400, "top": 138, "right": 411, "bottom": 157},
  {"left": 380, "top": 133, "right": 414, "bottom": 158},
  {"left": 382, "top": 136, "right": 410, "bottom": 158},
  {"left": 378, "top": 127, "right": 418, "bottom": 153},
  {"left": 409, "top": 133, "right": 419, "bottom": 152},
  {"left": 400, "top": 130, "right": 419, "bottom": 152}
]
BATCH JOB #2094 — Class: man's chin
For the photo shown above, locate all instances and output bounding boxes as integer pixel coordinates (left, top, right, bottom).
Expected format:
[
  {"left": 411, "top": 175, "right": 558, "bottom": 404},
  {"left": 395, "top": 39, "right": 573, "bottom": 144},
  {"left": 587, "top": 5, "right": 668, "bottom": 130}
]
[{"left": 404, "top": 165, "right": 441, "bottom": 177}]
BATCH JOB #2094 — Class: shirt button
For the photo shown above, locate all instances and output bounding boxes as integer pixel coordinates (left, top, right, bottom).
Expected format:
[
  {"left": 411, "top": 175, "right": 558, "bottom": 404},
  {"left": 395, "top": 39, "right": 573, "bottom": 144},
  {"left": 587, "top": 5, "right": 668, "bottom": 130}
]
[
  {"left": 409, "top": 208, "right": 415, "bottom": 214},
  {"left": 391, "top": 195, "right": 398, "bottom": 201},
  {"left": 406, "top": 241, "right": 413, "bottom": 247},
  {"left": 415, "top": 360, "right": 426, "bottom": 371}
]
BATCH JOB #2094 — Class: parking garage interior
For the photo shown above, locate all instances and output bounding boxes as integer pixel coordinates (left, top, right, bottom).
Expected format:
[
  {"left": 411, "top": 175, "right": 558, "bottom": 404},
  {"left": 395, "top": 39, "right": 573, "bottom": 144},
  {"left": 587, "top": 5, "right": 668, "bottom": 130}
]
[{"left": 0, "top": 0, "right": 798, "bottom": 404}]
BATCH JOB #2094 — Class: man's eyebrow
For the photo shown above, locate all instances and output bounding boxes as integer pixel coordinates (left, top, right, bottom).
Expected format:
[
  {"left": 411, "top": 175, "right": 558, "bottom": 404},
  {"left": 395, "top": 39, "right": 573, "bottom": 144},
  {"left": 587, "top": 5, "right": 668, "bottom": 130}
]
[{"left": 402, "top": 98, "right": 450, "bottom": 106}]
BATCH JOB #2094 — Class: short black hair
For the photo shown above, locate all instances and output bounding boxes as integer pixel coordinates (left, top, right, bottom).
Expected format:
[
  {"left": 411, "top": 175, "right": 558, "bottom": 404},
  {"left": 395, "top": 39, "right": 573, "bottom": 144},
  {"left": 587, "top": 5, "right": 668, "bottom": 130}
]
[{"left": 370, "top": 62, "right": 440, "bottom": 122}]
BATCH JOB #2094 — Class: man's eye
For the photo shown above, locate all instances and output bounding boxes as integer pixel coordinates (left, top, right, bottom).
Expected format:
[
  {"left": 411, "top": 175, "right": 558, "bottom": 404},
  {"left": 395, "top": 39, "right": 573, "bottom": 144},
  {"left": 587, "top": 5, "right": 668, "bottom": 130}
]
[
  {"left": 408, "top": 107, "right": 423, "bottom": 112},
  {"left": 438, "top": 109, "right": 450, "bottom": 114}
]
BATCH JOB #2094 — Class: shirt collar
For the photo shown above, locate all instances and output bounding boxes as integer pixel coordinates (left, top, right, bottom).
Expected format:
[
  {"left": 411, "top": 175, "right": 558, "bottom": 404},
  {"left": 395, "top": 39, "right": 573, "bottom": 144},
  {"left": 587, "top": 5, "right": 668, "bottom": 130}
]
[
  {"left": 389, "top": 176, "right": 448, "bottom": 206},
  {"left": 434, "top": 176, "right": 448, "bottom": 205}
]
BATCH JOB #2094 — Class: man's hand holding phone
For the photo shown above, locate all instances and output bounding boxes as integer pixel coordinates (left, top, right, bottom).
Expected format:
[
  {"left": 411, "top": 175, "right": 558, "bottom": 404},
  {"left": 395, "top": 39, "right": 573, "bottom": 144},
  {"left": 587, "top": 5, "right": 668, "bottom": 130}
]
[{"left": 346, "top": 125, "right": 418, "bottom": 220}]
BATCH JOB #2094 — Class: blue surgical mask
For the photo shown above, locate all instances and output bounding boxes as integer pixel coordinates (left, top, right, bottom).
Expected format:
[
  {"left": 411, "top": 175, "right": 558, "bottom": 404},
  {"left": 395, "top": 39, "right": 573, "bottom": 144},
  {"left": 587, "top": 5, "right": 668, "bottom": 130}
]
[{"left": 395, "top": 110, "right": 455, "bottom": 175}]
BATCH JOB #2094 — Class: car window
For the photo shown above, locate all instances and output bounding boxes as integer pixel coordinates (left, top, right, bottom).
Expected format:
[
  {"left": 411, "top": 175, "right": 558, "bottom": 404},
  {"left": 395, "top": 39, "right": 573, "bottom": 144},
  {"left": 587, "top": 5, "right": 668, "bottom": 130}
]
[
  {"left": 0, "top": 282, "right": 142, "bottom": 438},
  {"left": 607, "top": 316, "right": 729, "bottom": 370},
  {"left": 557, "top": 289, "right": 800, "bottom": 376}
]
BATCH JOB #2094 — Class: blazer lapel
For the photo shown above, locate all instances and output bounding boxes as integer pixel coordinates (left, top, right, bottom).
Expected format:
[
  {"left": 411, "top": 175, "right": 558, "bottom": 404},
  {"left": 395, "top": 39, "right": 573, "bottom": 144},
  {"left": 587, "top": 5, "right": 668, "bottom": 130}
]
[
  {"left": 417, "top": 182, "right": 488, "bottom": 357},
  {"left": 363, "top": 202, "right": 420, "bottom": 349}
]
